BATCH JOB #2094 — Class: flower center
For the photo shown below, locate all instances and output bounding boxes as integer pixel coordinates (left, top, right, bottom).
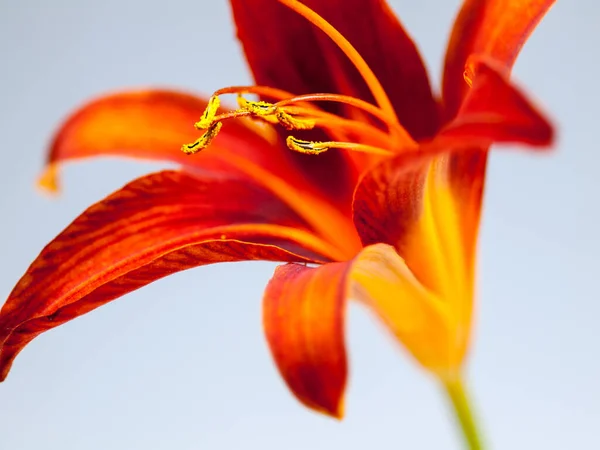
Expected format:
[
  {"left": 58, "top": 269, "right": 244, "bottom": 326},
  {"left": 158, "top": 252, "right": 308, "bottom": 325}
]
[{"left": 181, "top": 0, "right": 418, "bottom": 157}]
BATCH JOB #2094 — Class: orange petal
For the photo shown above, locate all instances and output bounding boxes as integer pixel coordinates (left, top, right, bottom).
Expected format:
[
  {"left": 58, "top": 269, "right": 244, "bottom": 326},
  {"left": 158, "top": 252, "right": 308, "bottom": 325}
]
[
  {"left": 432, "top": 58, "right": 553, "bottom": 149},
  {"left": 353, "top": 153, "right": 439, "bottom": 290},
  {"left": 353, "top": 150, "right": 481, "bottom": 293},
  {"left": 263, "top": 262, "right": 349, "bottom": 418},
  {"left": 0, "top": 170, "right": 342, "bottom": 381},
  {"left": 45, "top": 89, "right": 362, "bottom": 257},
  {"left": 230, "top": 0, "right": 439, "bottom": 140},
  {"left": 443, "top": 0, "right": 555, "bottom": 117},
  {"left": 354, "top": 58, "right": 554, "bottom": 268},
  {"left": 350, "top": 244, "right": 457, "bottom": 374},
  {"left": 440, "top": 0, "right": 555, "bottom": 277},
  {"left": 354, "top": 155, "right": 474, "bottom": 362},
  {"left": 46, "top": 90, "right": 276, "bottom": 191},
  {"left": 263, "top": 244, "right": 457, "bottom": 417},
  {"left": 353, "top": 153, "right": 428, "bottom": 249},
  {"left": 429, "top": 59, "right": 553, "bottom": 272}
]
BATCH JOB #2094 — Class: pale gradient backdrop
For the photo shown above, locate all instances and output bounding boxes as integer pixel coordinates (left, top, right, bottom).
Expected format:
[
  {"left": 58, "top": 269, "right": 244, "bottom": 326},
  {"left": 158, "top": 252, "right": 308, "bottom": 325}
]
[{"left": 0, "top": 1, "right": 597, "bottom": 449}]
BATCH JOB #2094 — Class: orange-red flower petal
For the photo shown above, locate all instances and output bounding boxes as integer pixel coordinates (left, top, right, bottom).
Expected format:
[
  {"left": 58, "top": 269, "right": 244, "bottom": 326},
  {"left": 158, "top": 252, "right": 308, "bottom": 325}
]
[
  {"left": 263, "top": 262, "right": 349, "bottom": 418},
  {"left": 0, "top": 170, "right": 343, "bottom": 381},
  {"left": 431, "top": 58, "right": 553, "bottom": 269},
  {"left": 354, "top": 64, "right": 553, "bottom": 291},
  {"left": 46, "top": 90, "right": 301, "bottom": 193},
  {"left": 433, "top": 58, "right": 553, "bottom": 150},
  {"left": 443, "top": 0, "right": 556, "bottom": 117},
  {"left": 355, "top": 158, "right": 478, "bottom": 370},
  {"left": 44, "top": 90, "right": 362, "bottom": 258},
  {"left": 229, "top": 0, "right": 439, "bottom": 139},
  {"left": 437, "top": 1, "right": 555, "bottom": 276},
  {"left": 353, "top": 153, "right": 437, "bottom": 289},
  {"left": 45, "top": 90, "right": 260, "bottom": 186},
  {"left": 263, "top": 244, "right": 456, "bottom": 417},
  {"left": 349, "top": 245, "right": 456, "bottom": 373}
]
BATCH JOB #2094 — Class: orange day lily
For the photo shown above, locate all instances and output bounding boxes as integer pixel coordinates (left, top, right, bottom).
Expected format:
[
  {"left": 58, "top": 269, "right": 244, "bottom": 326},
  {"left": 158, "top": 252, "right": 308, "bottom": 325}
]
[{"left": 0, "top": 0, "right": 554, "bottom": 446}]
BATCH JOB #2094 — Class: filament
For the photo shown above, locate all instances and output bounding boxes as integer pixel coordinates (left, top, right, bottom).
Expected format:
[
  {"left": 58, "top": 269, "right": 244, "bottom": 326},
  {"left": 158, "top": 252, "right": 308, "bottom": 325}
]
[{"left": 276, "top": 0, "right": 399, "bottom": 125}]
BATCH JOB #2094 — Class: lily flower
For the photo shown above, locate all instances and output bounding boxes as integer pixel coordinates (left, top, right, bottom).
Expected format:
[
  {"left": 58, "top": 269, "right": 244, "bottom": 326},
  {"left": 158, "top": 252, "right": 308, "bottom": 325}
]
[{"left": 1, "top": 0, "right": 554, "bottom": 445}]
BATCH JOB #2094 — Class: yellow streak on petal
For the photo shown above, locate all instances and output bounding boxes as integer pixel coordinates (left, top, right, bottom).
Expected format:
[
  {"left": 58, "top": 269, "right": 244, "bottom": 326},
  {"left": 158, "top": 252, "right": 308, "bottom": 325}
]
[
  {"left": 350, "top": 244, "right": 456, "bottom": 373},
  {"left": 429, "top": 158, "right": 472, "bottom": 361},
  {"left": 400, "top": 157, "right": 473, "bottom": 366}
]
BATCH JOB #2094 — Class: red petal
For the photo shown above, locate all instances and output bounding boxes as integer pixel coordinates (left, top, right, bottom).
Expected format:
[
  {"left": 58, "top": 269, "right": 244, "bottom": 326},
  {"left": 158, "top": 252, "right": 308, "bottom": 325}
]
[
  {"left": 440, "top": 0, "right": 555, "bottom": 273},
  {"left": 230, "top": 0, "right": 439, "bottom": 140},
  {"left": 46, "top": 90, "right": 272, "bottom": 185},
  {"left": 432, "top": 58, "right": 553, "bottom": 149},
  {"left": 354, "top": 161, "right": 474, "bottom": 369},
  {"left": 46, "top": 90, "right": 329, "bottom": 199},
  {"left": 0, "top": 170, "right": 343, "bottom": 381},
  {"left": 427, "top": 59, "right": 553, "bottom": 269},
  {"left": 353, "top": 153, "right": 438, "bottom": 289},
  {"left": 443, "top": 0, "right": 555, "bottom": 117},
  {"left": 354, "top": 79, "right": 552, "bottom": 353},
  {"left": 354, "top": 60, "right": 554, "bottom": 259},
  {"left": 263, "top": 244, "right": 458, "bottom": 417},
  {"left": 45, "top": 90, "right": 362, "bottom": 256},
  {"left": 263, "top": 262, "right": 349, "bottom": 418},
  {"left": 354, "top": 148, "right": 478, "bottom": 304}
]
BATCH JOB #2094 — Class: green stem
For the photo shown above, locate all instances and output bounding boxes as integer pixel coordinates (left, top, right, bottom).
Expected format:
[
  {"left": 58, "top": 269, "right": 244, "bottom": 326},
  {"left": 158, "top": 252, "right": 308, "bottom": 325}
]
[{"left": 443, "top": 376, "right": 485, "bottom": 450}]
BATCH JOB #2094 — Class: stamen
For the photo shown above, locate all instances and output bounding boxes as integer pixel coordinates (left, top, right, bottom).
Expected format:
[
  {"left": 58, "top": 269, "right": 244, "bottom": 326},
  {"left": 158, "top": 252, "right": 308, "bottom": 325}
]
[
  {"left": 211, "top": 86, "right": 415, "bottom": 145},
  {"left": 286, "top": 136, "right": 394, "bottom": 156},
  {"left": 276, "top": 111, "right": 315, "bottom": 130},
  {"left": 276, "top": 0, "right": 400, "bottom": 125},
  {"left": 179, "top": 2, "right": 430, "bottom": 158},
  {"left": 181, "top": 89, "right": 409, "bottom": 157},
  {"left": 275, "top": 94, "right": 415, "bottom": 146},
  {"left": 181, "top": 74, "right": 418, "bottom": 156},
  {"left": 181, "top": 122, "right": 222, "bottom": 155},
  {"left": 237, "top": 96, "right": 277, "bottom": 116},
  {"left": 274, "top": 105, "right": 390, "bottom": 145},
  {"left": 236, "top": 96, "right": 315, "bottom": 130},
  {"left": 194, "top": 95, "right": 220, "bottom": 130},
  {"left": 286, "top": 137, "right": 330, "bottom": 155}
]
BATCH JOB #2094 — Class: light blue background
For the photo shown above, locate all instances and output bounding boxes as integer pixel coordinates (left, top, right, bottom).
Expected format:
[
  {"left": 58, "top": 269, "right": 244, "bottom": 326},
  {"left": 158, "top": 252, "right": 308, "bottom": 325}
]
[{"left": 0, "top": 1, "right": 597, "bottom": 448}]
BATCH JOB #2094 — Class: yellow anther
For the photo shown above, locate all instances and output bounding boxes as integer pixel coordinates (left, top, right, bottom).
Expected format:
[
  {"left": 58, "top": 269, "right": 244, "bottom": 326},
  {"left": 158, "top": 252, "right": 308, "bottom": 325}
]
[
  {"left": 276, "top": 111, "right": 316, "bottom": 130},
  {"left": 286, "top": 136, "right": 395, "bottom": 156},
  {"left": 286, "top": 136, "right": 331, "bottom": 155},
  {"left": 237, "top": 96, "right": 277, "bottom": 116},
  {"left": 255, "top": 113, "right": 280, "bottom": 125},
  {"left": 181, "top": 122, "right": 223, "bottom": 155},
  {"left": 180, "top": 86, "right": 401, "bottom": 157},
  {"left": 194, "top": 95, "right": 221, "bottom": 130},
  {"left": 235, "top": 95, "right": 279, "bottom": 124},
  {"left": 236, "top": 94, "right": 249, "bottom": 109}
]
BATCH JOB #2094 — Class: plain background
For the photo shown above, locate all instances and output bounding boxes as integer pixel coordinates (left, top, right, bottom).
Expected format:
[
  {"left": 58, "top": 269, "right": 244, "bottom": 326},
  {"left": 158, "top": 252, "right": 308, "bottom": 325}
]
[{"left": 0, "top": 0, "right": 597, "bottom": 449}]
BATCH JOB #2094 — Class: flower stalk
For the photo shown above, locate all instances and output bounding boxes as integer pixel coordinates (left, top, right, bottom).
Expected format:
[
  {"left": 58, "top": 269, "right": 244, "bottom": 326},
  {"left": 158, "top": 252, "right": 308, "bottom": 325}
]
[{"left": 443, "top": 376, "right": 485, "bottom": 450}]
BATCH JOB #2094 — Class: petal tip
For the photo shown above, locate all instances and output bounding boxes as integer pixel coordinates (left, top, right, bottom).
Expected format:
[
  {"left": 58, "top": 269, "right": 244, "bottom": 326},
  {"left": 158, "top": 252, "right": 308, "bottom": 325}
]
[
  {"left": 299, "top": 394, "right": 345, "bottom": 420},
  {"left": 36, "top": 164, "right": 60, "bottom": 195},
  {"left": 0, "top": 351, "right": 13, "bottom": 383},
  {"left": 330, "top": 402, "right": 345, "bottom": 420}
]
